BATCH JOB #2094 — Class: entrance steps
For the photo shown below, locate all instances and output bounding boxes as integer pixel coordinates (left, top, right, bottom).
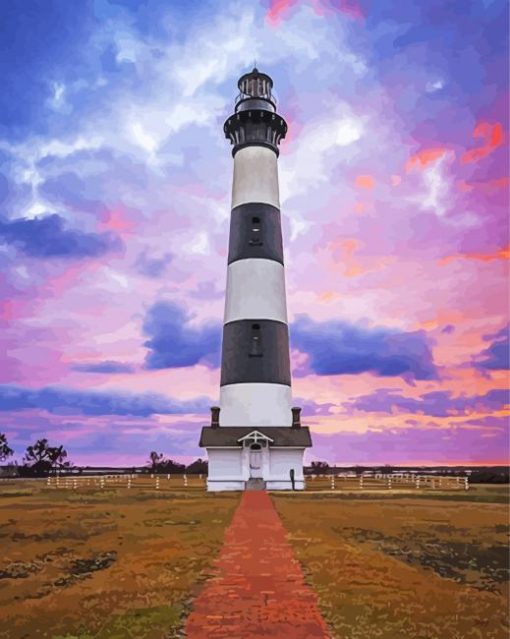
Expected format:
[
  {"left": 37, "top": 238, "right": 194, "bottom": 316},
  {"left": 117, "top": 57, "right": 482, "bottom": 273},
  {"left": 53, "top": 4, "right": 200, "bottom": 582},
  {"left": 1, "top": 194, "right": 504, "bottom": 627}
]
[{"left": 245, "top": 478, "right": 266, "bottom": 491}]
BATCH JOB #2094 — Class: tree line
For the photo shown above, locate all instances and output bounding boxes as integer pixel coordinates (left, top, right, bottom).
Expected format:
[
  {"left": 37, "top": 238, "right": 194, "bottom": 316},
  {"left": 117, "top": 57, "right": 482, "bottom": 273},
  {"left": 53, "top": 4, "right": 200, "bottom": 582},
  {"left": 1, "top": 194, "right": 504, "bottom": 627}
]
[
  {"left": 0, "top": 434, "right": 208, "bottom": 477},
  {"left": 0, "top": 433, "right": 70, "bottom": 476}
]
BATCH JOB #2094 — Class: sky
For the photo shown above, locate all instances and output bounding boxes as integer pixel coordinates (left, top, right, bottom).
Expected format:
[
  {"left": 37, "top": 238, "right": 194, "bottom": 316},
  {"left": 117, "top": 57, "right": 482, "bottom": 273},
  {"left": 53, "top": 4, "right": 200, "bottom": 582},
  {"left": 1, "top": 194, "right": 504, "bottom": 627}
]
[{"left": 0, "top": 0, "right": 508, "bottom": 467}]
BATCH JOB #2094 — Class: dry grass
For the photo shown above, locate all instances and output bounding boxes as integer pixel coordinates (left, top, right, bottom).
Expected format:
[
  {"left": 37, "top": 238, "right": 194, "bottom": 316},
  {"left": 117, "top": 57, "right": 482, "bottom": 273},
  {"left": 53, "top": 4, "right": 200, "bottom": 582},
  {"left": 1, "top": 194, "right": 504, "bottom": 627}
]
[
  {"left": 272, "top": 485, "right": 509, "bottom": 639},
  {"left": 0, "top": 476, "right": 239, "bottom": 639},
  {"left": 2, "top": 476, "right": 508, "bottom": 639}
]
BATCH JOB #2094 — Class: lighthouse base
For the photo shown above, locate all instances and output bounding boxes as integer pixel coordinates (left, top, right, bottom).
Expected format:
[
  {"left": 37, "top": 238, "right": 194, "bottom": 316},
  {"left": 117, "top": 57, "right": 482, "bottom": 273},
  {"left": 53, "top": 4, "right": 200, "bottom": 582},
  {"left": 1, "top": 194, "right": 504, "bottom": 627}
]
[{"left": 199, "top": 426, "right": 312, "bottom": 492}]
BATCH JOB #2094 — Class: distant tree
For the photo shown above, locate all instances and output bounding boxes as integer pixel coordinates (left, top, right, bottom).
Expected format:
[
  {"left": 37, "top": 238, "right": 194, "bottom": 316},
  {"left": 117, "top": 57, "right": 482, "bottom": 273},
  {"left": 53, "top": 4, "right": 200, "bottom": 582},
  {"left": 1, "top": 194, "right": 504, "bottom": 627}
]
[
  {"left": 147, "top": 452, "right": 186, "bottom": 474},
  {"left": 22, "top": 439, "right": 69, "bottom": 476},
  {"left": 310, "top": 461, "right": 330, "bottom": 475},
  {"left": 470, "top": 470, "right": 509, "bottom": 484},
  {"left": 186, "top": 458, "right": 208, "bottom": 474},
  {"left": 148, "top": 451, "right": 164, "bottom": 471},
  {"left": 159, "top": 458, "right": 186, "bottom": 473},
  {"left": 0, "top": 433, "right": 14, "bottom": 462},
  {"left": 380, "top": 465, "right": 394, "bottom": 475}
]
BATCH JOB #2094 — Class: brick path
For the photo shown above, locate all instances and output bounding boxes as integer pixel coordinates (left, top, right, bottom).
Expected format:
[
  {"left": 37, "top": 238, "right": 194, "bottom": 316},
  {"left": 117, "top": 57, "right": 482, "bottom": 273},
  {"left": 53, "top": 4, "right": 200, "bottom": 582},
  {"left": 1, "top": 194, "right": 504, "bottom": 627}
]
[{"left": 185, "top": 491, "right": 331, "bottom": 638}]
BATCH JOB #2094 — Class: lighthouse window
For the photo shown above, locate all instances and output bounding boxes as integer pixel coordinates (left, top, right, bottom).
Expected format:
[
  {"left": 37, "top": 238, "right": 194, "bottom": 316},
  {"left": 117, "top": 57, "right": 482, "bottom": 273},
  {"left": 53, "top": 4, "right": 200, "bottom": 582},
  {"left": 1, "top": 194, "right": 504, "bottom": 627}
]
[
  {"left": 249, "top": 217, "right": 263, "bottom": 247},
  {"left": 249, "top": 324, "right": 263, "bottom": 357}
]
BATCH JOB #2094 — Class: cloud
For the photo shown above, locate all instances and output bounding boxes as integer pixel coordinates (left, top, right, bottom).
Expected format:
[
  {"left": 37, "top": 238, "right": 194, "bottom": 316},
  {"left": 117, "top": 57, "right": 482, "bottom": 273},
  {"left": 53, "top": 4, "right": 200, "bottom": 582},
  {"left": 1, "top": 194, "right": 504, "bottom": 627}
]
[
  {"left": 290, "top": 315, "right": 437, "bottom": 380},
  {"left": 134, "top": 249, "right": 173, "bottom": 278},
  {"left": 293, "top": 397, "right": 336, "bottom": 416},
  {"left": 310, "top": 422, "right": 508, "bottom": 465},
  {"left": 474, "top": 325, "right": 509, "bottom": 370},
  {"left": 0, "top": 2, "right": 96, "bottom": 138},
  {"left": 0, "top": 384, "right": 211, "bottom": 417},
  {"left": 40, "top": 172, "right": 107, "bottom": 218},
  {"left": 344, "top": 388, "right": 508, "bottom": 417},
  {"left": 143, "top": 301, "right": 222, "bottom": 370},
  {"left": 405, "top": 147, "right": 450, "bottom": 172},
  {"left": 70, "top": 360, "right": 135, "bottom": 374},
  {"left": 0, "top": 214, "right": 122, "bottom": 259},
  {"left": 461, "top": 121, "right": 504, "bottom": 164},
  {"left": 441, "top": 324, "right": 455, "bottom": 334}
]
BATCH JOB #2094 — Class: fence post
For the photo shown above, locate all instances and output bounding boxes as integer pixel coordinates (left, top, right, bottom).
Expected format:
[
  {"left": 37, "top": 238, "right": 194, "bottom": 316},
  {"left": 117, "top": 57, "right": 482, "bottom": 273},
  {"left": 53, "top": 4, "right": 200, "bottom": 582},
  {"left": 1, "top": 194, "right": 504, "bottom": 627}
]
[
  {"left": 183, "top": 474, "right": 188, "bottom": 487},
  {"left": 359, "top": 475, "right": 364, "bottom": 490},
  {"left": 330, "top": 475, "right": 335, "bottom": 490},
  {"left": 464, "top": 476, "right": 469, "bottom": 491},
  {"left": 156, "top": 476, "right": 160, "bottom": 490},
  {"left": 416, "top": 476, "right": 420, "bottom": 489}
]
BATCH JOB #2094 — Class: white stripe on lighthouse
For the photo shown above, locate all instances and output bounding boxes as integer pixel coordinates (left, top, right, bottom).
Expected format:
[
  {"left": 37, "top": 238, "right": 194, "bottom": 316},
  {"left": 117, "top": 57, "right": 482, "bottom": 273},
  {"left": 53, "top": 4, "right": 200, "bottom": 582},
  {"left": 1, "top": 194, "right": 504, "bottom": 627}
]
[
  {"left": 232, "top": 146, "right": 280, "bottom": 209},
  {"left": 224, "top": 258, "right": 288, "bottom": 324},
  {"left": 219, "top": 383, "right": 292, "bottom": 426}
]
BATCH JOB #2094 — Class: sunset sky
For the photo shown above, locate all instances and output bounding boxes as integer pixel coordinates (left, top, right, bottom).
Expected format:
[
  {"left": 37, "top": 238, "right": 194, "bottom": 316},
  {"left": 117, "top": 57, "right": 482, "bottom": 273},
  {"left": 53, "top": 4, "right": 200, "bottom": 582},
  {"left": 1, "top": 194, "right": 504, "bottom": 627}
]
[{"left": 0, "top": 0, "right": 508, "bottom": 466}]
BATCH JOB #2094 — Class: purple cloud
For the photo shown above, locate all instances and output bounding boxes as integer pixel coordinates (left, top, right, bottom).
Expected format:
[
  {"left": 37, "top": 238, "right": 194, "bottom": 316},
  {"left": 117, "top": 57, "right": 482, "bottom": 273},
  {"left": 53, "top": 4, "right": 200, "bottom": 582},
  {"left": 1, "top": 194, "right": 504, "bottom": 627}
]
[
  {"left": 290, "top": 315, "right": 437, "bottom": 380},
  {"left": 311, "top": 423, "right": 508, "bottom": 465},
  {"left": 475, "top": 325, "right": 509, "bottom": 370},
  {"left": 40, "top": 172, "right": 108, "bottom": 218},
  {"left": 70, "top": 361, "right": 135, "bottom": 374},
  {"left": 0, "top": 214, "right": 122, "bottom": 259},
  {"left": 143, "top": 301, "right": 221, "bottom": 370},
  {"left": 293, "top": 397, "right": 336, "bottom": 417},
  {"left": 0, "top": 384, "right": 211, "bottom": 417},
  {"left": 135, "top": 249, "right": 173, "bottom": 278},
  {"left": 441, "top": 325, "right": 455, "bottom": 334},
  {"left": 344, "top": 388, "right": 508, "bottom": 417}
]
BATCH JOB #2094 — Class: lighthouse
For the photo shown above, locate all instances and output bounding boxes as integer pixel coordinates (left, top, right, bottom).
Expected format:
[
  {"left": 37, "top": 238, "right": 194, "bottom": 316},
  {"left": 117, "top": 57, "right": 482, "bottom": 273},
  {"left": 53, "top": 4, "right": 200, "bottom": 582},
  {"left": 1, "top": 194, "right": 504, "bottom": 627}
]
[{"left": 199, "top": 68, "right": 312, "bottom": 491}]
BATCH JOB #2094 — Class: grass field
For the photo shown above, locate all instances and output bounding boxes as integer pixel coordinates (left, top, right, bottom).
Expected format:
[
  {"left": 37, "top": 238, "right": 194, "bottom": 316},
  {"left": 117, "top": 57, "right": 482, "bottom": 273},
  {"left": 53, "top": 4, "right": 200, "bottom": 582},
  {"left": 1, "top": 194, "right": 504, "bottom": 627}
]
[
  {"left": 1, "top": 477, "right": 508, "bottom": 639},
  {"left": 0, "top": 476, "right": 238, "bottom": 639},
  {"left": 273, "top": 484, "right": 510, "bottom": 639}
]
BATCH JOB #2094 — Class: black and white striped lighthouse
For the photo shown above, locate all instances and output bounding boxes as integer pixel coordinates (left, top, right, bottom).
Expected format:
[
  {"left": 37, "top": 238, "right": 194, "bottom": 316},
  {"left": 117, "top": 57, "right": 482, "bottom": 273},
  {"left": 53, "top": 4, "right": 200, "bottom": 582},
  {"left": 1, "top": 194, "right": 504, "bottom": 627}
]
[
  {"left": 199, "top": 69, "right": 312, "bottom": 491},
  {"left": 220, "top": 68, "right": 291, "bottom": 427}
]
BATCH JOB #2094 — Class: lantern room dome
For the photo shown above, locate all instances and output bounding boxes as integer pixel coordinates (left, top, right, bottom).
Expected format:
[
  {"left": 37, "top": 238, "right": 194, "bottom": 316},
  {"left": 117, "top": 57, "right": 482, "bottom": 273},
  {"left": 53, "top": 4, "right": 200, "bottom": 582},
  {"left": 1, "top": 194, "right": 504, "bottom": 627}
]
[
  {"left": 237, "top": 68, "right": 274, "bottom": 99},
  {"left": 235, "top": 68, "right": 276, "bottom": 112}
]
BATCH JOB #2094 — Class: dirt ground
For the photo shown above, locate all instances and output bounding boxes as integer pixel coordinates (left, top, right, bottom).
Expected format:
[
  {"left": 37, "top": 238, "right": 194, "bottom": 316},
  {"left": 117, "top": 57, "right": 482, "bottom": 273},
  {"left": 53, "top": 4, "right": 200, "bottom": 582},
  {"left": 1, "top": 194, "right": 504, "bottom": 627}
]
[
  {"left": 273, "top": 485, "right": 509, "bottom": 639},
  {"left": 0, "top": 476, "right": 238, "bottom": 639}
]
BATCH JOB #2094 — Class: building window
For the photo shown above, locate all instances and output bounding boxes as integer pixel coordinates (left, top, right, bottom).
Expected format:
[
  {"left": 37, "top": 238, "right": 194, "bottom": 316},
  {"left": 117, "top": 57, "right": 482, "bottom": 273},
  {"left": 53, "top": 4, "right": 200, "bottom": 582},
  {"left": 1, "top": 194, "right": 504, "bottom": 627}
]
[
  {"left": 248, "top": 216, "right": 263, "bottom": 246},
  {"left": 249, "top": 323, "right": 263, "bottom": 357}
]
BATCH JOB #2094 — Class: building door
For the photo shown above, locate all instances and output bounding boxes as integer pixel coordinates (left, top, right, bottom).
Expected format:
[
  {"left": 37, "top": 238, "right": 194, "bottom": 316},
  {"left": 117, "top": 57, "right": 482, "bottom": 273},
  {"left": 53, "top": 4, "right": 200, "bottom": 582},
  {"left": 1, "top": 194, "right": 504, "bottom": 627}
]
[{"left": 249, "top": 444, "right": 263, "bottom": 478}]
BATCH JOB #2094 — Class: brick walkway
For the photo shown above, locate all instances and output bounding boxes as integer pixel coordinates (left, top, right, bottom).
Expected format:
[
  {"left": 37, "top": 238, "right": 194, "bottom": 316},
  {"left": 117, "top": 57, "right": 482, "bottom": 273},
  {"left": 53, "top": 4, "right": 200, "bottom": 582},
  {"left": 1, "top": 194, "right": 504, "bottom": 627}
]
[{"left": 185, "top": 491, "right": 331, "bottom": 638}]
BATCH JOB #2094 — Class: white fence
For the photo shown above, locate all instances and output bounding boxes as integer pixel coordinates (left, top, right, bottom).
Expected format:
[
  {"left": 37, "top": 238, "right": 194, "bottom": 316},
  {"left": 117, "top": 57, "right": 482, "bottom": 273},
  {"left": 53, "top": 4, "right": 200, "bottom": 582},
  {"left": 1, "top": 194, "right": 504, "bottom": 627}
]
[{"left": 306, "top": 472, "right": 469, "bottom": 491}]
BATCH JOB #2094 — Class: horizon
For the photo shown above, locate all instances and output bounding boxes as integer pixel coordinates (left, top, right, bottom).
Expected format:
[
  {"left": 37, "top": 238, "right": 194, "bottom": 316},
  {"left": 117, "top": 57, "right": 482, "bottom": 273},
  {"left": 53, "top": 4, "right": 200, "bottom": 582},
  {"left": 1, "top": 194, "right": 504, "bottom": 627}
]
[{"left": 1, "top": 0, "right": 508, "bottom": 467}]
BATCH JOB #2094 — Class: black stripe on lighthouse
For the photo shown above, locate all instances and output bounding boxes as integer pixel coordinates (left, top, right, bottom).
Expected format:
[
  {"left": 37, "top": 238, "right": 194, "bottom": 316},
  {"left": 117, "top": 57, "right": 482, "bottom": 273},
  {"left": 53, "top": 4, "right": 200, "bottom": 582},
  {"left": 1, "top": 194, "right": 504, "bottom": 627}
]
[
  {"left": 228, "top": 203, "right": 284, "bottom": 265},
  {"left": 220, "top": 319, "right": 291, "bottom": 386}
]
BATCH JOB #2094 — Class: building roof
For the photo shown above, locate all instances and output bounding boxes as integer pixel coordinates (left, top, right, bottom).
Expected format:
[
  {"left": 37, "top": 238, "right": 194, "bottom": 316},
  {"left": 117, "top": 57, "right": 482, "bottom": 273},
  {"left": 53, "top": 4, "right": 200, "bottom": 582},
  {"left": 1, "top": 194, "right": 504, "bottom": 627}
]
[{"left": 199, "top": 426, "right": 312, "bottom": 448}]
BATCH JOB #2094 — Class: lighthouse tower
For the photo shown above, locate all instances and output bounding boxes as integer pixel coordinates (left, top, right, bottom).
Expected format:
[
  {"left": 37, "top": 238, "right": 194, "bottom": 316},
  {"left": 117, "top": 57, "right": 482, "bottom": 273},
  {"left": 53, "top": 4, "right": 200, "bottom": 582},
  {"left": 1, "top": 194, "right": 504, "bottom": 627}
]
[{"left": 199, "top": 69, "right": 312, "bottom": 491}]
